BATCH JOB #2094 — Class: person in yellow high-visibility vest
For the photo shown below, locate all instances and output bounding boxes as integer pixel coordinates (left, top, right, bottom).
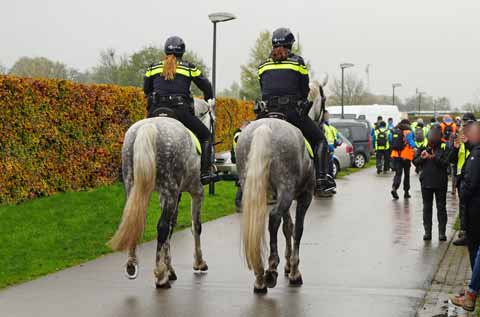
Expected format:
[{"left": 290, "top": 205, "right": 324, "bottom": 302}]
[
  {"left": 373, "top": 121, "right": 392, "bottom": 174},
  {"left": 323, "top": 111, "right": 341, "bottom": 182}
]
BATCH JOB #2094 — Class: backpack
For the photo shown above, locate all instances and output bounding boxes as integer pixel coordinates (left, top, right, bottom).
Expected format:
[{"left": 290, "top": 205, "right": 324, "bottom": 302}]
[
  {"left": 443, "top": 123, "right": 453, "bottom": 140},
  {"left": 391, "top": 128, "right": 406, "bottom": 151},
  {"left": 414, "top": 126, "right": 425, "bottom": 143},
  {"left": 376, "top": 129, "right": 388, "bottom": 147}
]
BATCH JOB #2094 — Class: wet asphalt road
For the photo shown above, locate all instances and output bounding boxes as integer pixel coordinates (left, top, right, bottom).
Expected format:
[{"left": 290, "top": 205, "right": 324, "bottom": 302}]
[{"left": 0, "top": 167, "right": 458, "bottom": 317}]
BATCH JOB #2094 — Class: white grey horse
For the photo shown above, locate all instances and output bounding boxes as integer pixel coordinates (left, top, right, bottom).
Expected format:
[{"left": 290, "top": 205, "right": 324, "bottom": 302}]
[
  {"left": 308, "top": 75, "right": 329, "bottom": 123},
  {"left": 237, "top": 119, "right": 315, "bottom": 294},
  {"left": 108, "top": 99, "right": 211, "bottom": 288}
]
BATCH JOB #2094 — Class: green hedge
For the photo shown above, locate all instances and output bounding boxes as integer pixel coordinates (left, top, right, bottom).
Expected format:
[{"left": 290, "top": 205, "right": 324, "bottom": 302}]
[{"left": 0, "top": 75, "right": 254, "bottom": 204}]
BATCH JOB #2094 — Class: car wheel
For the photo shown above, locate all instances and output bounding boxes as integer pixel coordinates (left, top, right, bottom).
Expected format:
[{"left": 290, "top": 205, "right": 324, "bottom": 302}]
[
  {"left": 332, "top": 160, "right": 340, "bottom": 179},
  {"left": 354, "top": 153, "right": 366, "bottom": 168}
]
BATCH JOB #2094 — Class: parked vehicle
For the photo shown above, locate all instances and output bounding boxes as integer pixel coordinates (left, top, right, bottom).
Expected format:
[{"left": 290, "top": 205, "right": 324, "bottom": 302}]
[
  {"left": 332, "top": 132, "right": 354, "bottom": 178},
  {"left": 330, "top": 118, "right": 372, "bottom": 168},
  {"left": 327, "top": 105, "right": 402, "bottom": 127}
]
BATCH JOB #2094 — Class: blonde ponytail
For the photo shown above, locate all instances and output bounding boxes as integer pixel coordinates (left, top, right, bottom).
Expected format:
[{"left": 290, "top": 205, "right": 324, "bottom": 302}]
[{"left": 162, "top": 54, "right": 177, "bottom": 80}]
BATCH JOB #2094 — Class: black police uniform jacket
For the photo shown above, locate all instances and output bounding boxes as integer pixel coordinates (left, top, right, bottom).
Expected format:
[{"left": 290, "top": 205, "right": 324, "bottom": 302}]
[
  {"left": 143, "top": 60, "right": 213, "bottom": 102},
  {"left": 258, "top": 53, "right": 309, "bottom": 101}
]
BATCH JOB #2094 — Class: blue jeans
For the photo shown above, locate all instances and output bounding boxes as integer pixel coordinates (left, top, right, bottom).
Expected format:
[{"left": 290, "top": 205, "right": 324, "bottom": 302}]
[{"left": 469, "top": 243, "right": 480, "bottom": 293}]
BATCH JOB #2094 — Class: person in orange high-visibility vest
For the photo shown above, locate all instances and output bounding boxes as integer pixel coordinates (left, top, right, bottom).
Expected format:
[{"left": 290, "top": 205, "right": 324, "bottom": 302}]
[
  {"left": 390, "top": 119, "right": 417, "bottom": 199},
  {"left": 439, "top": 114, "right": 457, "bottom": 143}
]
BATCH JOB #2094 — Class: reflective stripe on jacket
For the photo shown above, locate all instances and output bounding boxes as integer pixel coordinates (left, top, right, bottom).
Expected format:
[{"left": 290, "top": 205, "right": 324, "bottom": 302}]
[
  {"left": 374, "top": 128, "right": 391, "bottom": 150},
  {"left": 324, "top": 124, "right": 338, "bottom": 145}
]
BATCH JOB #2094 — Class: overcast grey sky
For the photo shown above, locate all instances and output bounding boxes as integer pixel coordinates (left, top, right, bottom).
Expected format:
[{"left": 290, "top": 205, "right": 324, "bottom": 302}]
[{"left": 1, "top": 0, "right": 479, "bottom": 105}]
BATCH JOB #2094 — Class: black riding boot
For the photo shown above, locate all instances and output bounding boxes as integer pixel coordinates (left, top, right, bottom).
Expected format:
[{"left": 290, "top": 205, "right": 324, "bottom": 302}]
[
  {"left": 200, "top": 141, "right": 213, "bottom": 185},
  {"left": 314, "top": 142, "right": 336, "bottom": 195}
]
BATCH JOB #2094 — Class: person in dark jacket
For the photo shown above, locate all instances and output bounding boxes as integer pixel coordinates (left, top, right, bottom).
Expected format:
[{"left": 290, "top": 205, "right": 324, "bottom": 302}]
[
  {"left": 449, "top": 113, "right": 477, "bottom": 246},
  {"left": 143, "top": 36, "right": 214, "bottom": 184},
  {"left": 450, "top": 122, "right": 480, "bottom": 311},
  {"left": 413, "top": 126, "right": 451, "bottom": 241},
  {"left": 256, "top": 27, "right": 333, "bottom": 194}
]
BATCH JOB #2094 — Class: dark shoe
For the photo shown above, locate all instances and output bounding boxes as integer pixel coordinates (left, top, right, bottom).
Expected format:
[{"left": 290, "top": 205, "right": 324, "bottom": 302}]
[
  {"left": 377, "top": 169, "right": 381, "bottom": 175},
  {"left": 383, "top": 170, "right": 388, "bottom": 174},
  {"left": 423, "top": 232, "right": 432, "bottom": 241},
  {"left": 439, "top": 234, "right": 447, "bottom": 241},
  {"left": 404, "top": 191, "right": 411, "bottom": 199},
  {"left": 439, "top": 226, "right": 447, "bottom": 241},
  {"left": 453, "top": 232, "right": 468, "bottom": 246},
  {"left": 391, "top": 189, "right": 399, "bottom": 200}
]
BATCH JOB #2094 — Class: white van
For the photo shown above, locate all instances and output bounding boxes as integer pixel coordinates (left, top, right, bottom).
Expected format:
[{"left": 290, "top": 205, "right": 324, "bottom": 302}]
[{"left": 327, "top": 105, "right": 402, "bottom": 127}]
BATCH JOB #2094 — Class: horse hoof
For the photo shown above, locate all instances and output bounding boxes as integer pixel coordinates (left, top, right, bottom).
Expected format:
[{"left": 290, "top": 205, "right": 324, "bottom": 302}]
[
  {"left": 125, "top": 263, "right": 138, "bottom": 280},
  {"left": 155, "top": 281, "right": 171, "bottom": 289},
  {"left": 289, "top": 275, "right": 303, "bottom": 286},
  {"left": 193, "top": 261, "right": 208, "bottom": 272},
  {"left": 265, "top": 271, "right": 278, "bottom": 288},
  {"left": 253, "top": 286, "right": 268, "bottom": 294},
  {"left": 168, "top": 270, "right": 177, "bottom": 281}
]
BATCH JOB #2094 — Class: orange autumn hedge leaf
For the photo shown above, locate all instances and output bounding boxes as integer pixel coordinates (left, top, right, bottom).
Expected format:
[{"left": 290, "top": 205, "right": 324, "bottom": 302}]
[{"left": 0, "top": 75, "right": 254, "bottom": 204}]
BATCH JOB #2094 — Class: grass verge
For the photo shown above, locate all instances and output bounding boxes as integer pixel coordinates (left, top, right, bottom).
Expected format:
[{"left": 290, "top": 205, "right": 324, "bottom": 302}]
[
  {"left": 0, "top": 181, "right": 237, "bottom": 289},
  {"left": 337, "top": 157, "right": 376, "bottom": 178}
]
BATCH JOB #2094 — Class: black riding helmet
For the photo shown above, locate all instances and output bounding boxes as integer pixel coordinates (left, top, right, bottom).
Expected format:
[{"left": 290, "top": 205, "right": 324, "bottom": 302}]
[
  {"left": 164, "top": 36, "right": 185, "bottom": 57},
  {"left": 272, "top": 28, "right": 295, "bottom": 49}
]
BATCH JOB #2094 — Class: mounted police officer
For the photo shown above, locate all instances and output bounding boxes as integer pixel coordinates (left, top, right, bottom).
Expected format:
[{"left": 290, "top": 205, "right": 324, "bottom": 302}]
[
  {"left": 143, "top": 36, "right": 214, "bottom": 184},
  {"left": 256, "top": 27, "right": 333, "bottom": 194}
]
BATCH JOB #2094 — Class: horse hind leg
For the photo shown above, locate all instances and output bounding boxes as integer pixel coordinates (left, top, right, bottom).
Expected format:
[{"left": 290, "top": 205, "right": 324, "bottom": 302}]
[
  {"left": 265, "top": 207, "right": 282, "bottom": 289},
  {"left": 282, "top": 213, "right": 294, "bottom": 276},
  {"left": 191, "top": 189, "right": 208, "bottom": 272},
  {"left": 166, "top": 193, "right": 182, "bottom": 281},
  {"left": 289, "top": 191, "right": 313, "bottom": 286},
  {"left": 154, "top": 190, "right": 179, "bottom": 289}
]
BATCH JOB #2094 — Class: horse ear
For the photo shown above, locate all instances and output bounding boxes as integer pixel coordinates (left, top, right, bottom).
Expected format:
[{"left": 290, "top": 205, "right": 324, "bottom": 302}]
[{"left": 308, "top": 82, "right": 320, "bottom": 101}]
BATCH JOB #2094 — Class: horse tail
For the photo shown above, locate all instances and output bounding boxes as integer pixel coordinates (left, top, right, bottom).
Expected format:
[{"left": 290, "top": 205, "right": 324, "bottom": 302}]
[
  {"left": 242, "top": 124, "right": 272, "bottom": 272},
  {"left": 108, "top": 123, "right": 158, "bottom": 251}
]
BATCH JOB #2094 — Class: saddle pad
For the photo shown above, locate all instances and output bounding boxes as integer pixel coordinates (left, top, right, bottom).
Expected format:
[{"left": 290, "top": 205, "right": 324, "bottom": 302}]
[
  {"left": 304, "top": 139, "right": 314, "bottom": 159},
  {"left": 186, "top": 129, "right": 202, "bottom": 155}
]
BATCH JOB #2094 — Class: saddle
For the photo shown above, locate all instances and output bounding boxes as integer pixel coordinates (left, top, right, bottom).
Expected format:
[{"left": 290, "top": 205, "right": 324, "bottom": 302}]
[{"left": 151, "top": 108, "right": 202, "bottom": 155}]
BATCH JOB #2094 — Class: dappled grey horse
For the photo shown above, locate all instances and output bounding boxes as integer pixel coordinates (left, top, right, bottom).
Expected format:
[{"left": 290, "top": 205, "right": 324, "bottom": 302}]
[
  {"left": 108, "top": 99, "right": 211, "bottom": 288},
  {"left": 236, "top": 119, "right": 315, "bottom": 293}
]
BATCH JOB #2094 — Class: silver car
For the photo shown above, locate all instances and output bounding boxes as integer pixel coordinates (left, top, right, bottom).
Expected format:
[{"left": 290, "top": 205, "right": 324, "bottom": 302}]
[{"left": 332, "top": 132, "right": 354, "bottom": 178}]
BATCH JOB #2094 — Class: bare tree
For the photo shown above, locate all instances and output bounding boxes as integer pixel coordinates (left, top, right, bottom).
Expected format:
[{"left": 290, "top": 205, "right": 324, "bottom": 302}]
[{"left": 327, "top": 73, "right": 367, "bottom": 105}]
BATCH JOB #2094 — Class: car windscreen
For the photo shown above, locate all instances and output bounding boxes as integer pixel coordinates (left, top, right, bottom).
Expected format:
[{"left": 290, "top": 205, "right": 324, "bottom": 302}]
[{"left": 351, "top": 126, "right": 368, "bottom": 141}]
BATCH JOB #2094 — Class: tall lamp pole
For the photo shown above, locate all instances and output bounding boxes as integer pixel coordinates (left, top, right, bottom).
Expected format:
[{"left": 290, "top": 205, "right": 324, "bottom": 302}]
[
  {"left": 208, "top": 12, "right": 236, "bottom": 195},
  {"left": 392, "top": 83, "right": 402, "bottom": 105},
  {"left": 340, "top": 63, "right": 354, "bottom": 119},
  {"left": 416, "top": 89, "right": 426, "bottom": 116}
]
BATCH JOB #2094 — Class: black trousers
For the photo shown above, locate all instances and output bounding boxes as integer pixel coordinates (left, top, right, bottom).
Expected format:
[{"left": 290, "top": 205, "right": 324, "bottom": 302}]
[
  {"left": 467, "top": 239, "right": 480, "bottom": 270},
  {"left": 149, "top": 106, "right": 211, "bottom": 143},
  {"left": 375, "top": 149, "right": 390, "bottom": 172},
  {"left": 421, "top": 187, "right": 447, "bottom": 232},
  {"left": 392, "top": 158, "right": 411, "bottom": 191},
  {"left": 257, "top": 109, "right": 324, "bottom": 148}
]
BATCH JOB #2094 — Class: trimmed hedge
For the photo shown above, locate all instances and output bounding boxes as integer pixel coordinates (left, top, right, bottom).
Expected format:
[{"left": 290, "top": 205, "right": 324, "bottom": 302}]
[{"left": 0, "top": 75, "right": 254, "bottom": 204}]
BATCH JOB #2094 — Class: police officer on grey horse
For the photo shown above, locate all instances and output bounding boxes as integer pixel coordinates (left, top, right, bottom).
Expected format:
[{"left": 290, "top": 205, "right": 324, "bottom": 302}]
[
  {"left": 143, "top": 36, "right": 214, "bottom": 184},
  {"left": 256, "top": 27, "right": 334, "bottom": 194}
]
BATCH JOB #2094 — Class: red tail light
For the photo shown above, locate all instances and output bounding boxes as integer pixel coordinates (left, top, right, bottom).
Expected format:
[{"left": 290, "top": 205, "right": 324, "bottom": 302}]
[{"left": 346, "top": 145, "right": 353, "bottom": 154}]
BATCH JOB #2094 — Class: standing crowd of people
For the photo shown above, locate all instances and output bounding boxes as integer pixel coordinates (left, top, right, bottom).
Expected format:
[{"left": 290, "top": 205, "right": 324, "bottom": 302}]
[{"left": 372, "top": 113, "right": 480, "bottom": 312}]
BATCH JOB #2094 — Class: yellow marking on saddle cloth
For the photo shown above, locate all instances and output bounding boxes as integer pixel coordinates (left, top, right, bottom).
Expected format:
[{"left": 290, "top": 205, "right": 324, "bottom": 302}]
[
  {"left": 304, "top": 139, "right": 313, "bottom": 159},
  {"left": 186, "top": 129, "right": 202, "bottom": 155}
]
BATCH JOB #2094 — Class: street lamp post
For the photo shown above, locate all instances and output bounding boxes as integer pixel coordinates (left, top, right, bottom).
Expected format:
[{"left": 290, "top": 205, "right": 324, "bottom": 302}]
[
  {"left": 392, "top": 83, "right": 402, "bottom": 105},
  {"left": 416, "top": 89, "right": 426, "bottom": 116},
  {"left": 208, "top": 12, "right": 236, "bottom": 195},
  {"left": 340, "top": 63, "right": 354, "bottom": 119}
]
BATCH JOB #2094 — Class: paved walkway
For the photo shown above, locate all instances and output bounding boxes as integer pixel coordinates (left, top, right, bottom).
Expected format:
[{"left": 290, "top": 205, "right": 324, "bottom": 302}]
[
  {"left": 0, "top": 168, "right": 458, "bottom": 317},
  {"left": 417, "top": 238, "right": 474, "bottom": 316}
]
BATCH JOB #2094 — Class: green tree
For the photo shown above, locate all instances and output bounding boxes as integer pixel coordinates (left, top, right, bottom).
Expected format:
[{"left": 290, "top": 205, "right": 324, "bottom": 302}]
[
  {"left": 239, "top": 30, "right": 308, "bottom": 101},
  {"left": 9, "top": 57, "right": 69, "bottom": 79}
]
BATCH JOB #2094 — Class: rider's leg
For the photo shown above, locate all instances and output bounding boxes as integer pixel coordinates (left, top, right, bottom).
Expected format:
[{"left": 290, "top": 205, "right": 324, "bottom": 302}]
[
  {"left": 286, "top": 110, "right": 332, "bottom": 192},
  {"left": 175, "top": 108, "right": 212, "bottom": 184}
]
